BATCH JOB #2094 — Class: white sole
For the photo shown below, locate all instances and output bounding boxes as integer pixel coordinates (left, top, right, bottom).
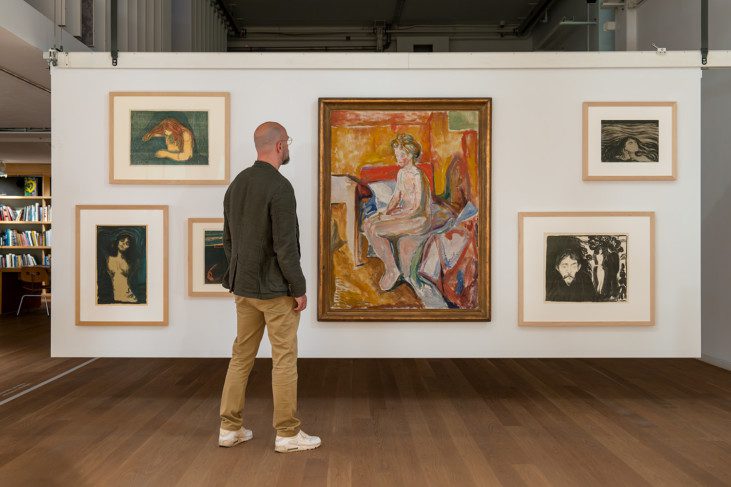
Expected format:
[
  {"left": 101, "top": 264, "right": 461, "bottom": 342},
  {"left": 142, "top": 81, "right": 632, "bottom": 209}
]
[
  {"left": 274, "top": 443, "right": 321, "bottom": 453},
  {"left": 218, "top": 434, "right": 253, "bottom": 448}
]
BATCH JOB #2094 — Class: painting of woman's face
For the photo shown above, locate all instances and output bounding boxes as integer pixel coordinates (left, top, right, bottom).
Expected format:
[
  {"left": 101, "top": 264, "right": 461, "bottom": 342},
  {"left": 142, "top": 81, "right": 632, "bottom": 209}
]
[
  {"left": 623, "top": 138, "right": 639, "bottom": 153},
  {"left": 117, "top": 237, "right": 131, "bottom": 253},
  {"left": 394, "top": 146, "right": 412, "bottom": 167}
]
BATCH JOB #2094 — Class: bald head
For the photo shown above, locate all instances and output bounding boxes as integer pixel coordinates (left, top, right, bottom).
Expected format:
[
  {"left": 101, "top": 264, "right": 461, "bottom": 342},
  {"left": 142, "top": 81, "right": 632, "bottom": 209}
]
[
  {"left": 254, "top": 121, "right": 290, "bottom": 169},
  {"left": 254, "top": 122, "right": 286, "bottom": 151}
]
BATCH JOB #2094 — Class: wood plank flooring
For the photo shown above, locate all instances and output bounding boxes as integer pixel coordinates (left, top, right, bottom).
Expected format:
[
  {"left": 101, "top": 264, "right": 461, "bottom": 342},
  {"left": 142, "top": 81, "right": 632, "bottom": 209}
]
[
  {"left": 0, "top": 311, "right": 87, "bottom": 401},
  {"left": 0, "top": 315, "right": 729, "bottom": 486}
]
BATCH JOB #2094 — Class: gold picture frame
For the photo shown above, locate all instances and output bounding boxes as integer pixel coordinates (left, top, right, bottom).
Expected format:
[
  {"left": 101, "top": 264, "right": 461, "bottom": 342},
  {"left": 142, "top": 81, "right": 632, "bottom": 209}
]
[
  {"left": 583, "top": 101, "right": 677, "bottom": 181},
  {"left": 318, "top": 98, "right": 492, "bottom": 321},
  {"left": 518, "top": 211, "right": 655, "bottom": 327},
  {"left": 109, "top": 92, "right": 230, "bottom": 185},
  {"left": 188, "top": 217, "right": 231, "bottom": 297},
  {"left": 76, "top": 205, "right": 169, "bottom": 326}
]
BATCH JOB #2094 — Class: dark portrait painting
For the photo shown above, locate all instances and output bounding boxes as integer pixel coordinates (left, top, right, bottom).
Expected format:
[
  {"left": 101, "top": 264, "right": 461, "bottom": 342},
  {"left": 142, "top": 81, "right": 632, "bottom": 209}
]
[
  {"left": 96, "top": 225, "right": 148, "bottom": 305},
  {"left": 204, "top": 230, "right": 226, "bottom": 284},
  {"left": 600, "top": 120, "right": 659, "bottom": 163},
  {"left": 545, "top": 234, "right": 628, "bottom": 303},
  {"left": 130, "top": 110, "right": 209, "bottom": 165}
]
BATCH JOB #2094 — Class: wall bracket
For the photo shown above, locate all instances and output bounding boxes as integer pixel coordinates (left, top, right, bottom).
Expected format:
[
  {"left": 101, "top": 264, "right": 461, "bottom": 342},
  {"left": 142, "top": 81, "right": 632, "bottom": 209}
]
[
  {"left": 701, "top": 0, "right": 708, "bottom": 65},
  {"left": 111, "top": 0, "right": 118, "bottom": 66}
]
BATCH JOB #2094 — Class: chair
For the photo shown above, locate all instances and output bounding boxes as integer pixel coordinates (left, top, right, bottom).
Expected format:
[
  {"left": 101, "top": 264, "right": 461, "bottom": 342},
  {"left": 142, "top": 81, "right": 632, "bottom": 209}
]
[{"left": 17, "top": 266, "right": 51, "bottom": 316}]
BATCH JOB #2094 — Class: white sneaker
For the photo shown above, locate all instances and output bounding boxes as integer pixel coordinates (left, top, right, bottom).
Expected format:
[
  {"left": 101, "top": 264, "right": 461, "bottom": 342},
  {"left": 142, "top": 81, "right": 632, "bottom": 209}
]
[
  {"left": 218, "top": 427, "right": 253, "bottom": 447},
  {"left": 274, "top": 431, "right": 322, "bottom": 453}
]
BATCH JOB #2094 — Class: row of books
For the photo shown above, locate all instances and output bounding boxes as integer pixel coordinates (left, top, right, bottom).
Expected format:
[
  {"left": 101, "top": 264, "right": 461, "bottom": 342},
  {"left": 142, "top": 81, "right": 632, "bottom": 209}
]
[
  {"left": 1, "top": 229, "right": 52, "bottom": 247},
  {"left": 0, "top": 253, "right": 42, "bottom": 268},
  {"left": 0, "top": 203, "right": 52, "bottom": 222}
]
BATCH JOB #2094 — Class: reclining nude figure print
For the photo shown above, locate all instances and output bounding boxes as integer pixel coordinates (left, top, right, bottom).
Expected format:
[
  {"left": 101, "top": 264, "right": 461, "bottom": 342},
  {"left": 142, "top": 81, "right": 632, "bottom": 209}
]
[{"left": 363, "top": 133, "right": 432, "bottom": 291}]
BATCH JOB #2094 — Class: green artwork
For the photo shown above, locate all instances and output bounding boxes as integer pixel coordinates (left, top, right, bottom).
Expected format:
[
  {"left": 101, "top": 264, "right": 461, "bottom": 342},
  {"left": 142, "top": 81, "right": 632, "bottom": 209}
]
[
  {"left": 130, "top": 111, "right": 209, "bottom": 165},
  {"left": 448, "top": 111, "right": 479, "bottom": 131},
  {"left": 204, "top": 230, "right": 226, "bottom": 284}
]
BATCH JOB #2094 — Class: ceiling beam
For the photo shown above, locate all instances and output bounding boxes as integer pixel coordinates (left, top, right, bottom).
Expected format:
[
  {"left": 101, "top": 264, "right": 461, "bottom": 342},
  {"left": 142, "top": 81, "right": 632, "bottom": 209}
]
[
  {"left": 213, "top": 0, "right": 243, "bottom": 36},
  {"left": 391, "top": 0, "right": 407, "bottom": 26},
  {"left": 0, "top": 66, "right": 50, "bottom": 94},
  {"left": 515, "top": 0, "right": 557, "bottom": 37}
]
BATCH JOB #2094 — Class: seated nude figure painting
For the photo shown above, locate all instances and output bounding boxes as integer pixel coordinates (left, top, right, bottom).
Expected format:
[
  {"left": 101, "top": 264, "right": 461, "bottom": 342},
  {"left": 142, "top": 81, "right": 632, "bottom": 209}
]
[
  {"left": 321, "top": 101, "right": 490, "bottom": 319},
  {"left": 363, "top": 134, "right": 432, "bottom": 291}
]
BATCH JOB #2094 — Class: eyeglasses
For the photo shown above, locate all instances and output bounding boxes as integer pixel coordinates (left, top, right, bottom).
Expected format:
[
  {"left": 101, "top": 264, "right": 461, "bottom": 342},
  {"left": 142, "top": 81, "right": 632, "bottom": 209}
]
[{"left": 280, "top": 137, "right": 293, "bottom": 146}]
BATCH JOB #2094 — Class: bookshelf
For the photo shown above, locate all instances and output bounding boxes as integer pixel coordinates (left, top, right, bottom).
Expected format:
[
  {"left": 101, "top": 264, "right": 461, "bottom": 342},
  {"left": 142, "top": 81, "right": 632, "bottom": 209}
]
[
  {"left": 0, "top": 195, "right": 52, "bottom": 269},
  {"left": 0, "top": 165, "right": 51, "bottom": 313}
]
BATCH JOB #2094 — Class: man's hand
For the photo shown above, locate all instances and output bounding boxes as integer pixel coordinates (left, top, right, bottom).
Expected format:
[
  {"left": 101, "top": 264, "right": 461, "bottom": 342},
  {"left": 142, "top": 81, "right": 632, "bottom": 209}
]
[{"left": 293, "top": 294, "right": 307, "bottom": 312}]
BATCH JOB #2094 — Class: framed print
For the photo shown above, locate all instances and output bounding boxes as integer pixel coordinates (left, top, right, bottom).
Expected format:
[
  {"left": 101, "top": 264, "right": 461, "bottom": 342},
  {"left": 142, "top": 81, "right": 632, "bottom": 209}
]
[
  {"left": 518, "top": 212, "right": 655, "bottom": 326},
  {"left": 583, "top": 101, "right": 676, "bottom": 181},
  {"left": 76, "top": 205, "right": 169, "bottom": 326},
  {"left": 109, "top": 92, "right": 230, "bottom": 184},
  {"left": 188, "top": 218, "right": 230, "bottom": 297},
  {"left": 318, "top": 98, "right": 491, "bottom": 321}
]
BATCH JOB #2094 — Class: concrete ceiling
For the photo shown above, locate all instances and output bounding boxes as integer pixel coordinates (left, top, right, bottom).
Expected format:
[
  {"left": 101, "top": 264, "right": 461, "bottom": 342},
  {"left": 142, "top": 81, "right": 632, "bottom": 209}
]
[
  {"left": 0, "top": 27, "right": 50, "bottom": 163},
  {"left": 0, "top": 139, "right": 51, "bottom": 164},
  {"left": 223, "top": 0, "right": 536, "bottom": 27},
  {"left": 0, "top": 27, "right": 50, "bottom": 129}
]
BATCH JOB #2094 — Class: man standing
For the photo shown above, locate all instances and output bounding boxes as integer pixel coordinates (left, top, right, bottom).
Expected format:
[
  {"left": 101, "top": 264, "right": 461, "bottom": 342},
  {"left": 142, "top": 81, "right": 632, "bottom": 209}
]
[{"left": 218, "top": 122, "right": 321, "bottom": 453}]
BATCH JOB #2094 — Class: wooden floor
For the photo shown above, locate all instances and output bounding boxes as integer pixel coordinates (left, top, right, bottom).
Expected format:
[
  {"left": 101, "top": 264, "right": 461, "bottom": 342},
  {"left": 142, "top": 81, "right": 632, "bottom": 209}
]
[
  {"left": 0, "top": 316, "right": 730, "bottom": 486},
  {"left": 0, "top": 311, "right": 87, "bottom": 400}
]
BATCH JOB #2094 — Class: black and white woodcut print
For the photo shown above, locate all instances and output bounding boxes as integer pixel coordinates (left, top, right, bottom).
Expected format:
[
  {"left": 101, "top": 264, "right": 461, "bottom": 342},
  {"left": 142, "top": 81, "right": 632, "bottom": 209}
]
[
  {"left": 545, "top": 234, "right": 628, "bottom": 303},
  {"left": 600, "top": 120, "right": 659, "bottom": 163}
]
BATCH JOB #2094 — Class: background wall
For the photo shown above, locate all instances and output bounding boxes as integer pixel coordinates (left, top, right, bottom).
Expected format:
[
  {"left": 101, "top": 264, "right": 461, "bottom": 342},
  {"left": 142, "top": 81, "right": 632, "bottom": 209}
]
[
  {"left": 701, "top": 68, "right": 731, "bottom": 370},
  {"left": 51, "top": 58, "right": 701, "bottom": 358}
]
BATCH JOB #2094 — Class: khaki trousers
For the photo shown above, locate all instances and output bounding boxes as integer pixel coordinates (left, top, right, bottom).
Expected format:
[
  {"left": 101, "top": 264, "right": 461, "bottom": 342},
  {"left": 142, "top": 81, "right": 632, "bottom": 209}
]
[{"left": 219, "top": 295, "right": 301, "bottom": 437}]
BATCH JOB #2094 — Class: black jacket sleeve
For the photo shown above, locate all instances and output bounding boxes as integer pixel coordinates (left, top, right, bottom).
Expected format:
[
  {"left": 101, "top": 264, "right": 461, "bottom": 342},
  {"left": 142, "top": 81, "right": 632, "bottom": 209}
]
[
  {"left": 223, "top": 189, "right": 232, "bottom": 262},
  {"left": 270, "top": 181, "right": 306, "bottom": 297}
]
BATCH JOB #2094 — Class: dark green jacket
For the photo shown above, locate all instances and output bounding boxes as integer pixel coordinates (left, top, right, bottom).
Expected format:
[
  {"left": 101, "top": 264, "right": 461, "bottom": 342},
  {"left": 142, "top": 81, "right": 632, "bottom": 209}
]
[{"left": 222, "top": 161, "right": 306, "bottom": 299}]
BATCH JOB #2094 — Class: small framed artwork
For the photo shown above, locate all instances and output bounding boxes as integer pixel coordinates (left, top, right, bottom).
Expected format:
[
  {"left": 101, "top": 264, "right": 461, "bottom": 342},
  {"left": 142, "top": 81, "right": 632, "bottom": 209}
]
[
  {"left": 318, "top": 98, "right": 491, "bottom": 321},
  {"left": 188, "top": 218, "right": 230, "bottom": 297},
  {"left": 76, "top": 205, "right": 169, "bottom": 326},
  {"left": 109, "top": 92, "right": 230, "bottom": 185},
  {"left": 518, "top": 211, "right": 654, "bottom": 326},
  {"left": 583, "top": 101, "right": 676, "bottom": 181}
]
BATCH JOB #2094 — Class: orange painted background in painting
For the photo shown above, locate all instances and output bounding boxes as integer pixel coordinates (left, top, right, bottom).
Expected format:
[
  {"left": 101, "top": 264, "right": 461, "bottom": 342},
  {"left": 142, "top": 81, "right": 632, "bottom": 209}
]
[{"left": 330, "top": 110, "right": 479, "bottom": 199}]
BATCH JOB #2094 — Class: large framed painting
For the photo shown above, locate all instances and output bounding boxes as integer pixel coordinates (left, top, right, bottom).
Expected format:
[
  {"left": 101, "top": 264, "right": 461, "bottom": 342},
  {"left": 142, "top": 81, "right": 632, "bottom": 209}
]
[
  {"left": 109, "top": 92, "right": 230, "bottom": 184},
  {"left": 583, "top": 101, "right": 676, "bottom": 181},
  {"left": 76, "top": 205, "right": 169, "bottom": 326},
  {"left": 519, "top": 212, "right": 655, "bottom": 326},
  {"left": 318, "top": 98, "right": 491, "bottom": 321},
  {"left": 188, "top": 218, "right": 230, "bottom": 297}
]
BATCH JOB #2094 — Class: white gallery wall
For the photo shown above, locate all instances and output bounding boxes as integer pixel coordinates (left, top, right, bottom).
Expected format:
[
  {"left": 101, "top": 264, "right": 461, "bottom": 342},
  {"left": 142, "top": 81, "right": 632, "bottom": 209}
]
[{"left": 51, "top": 53, "right": 701, "bottom": 358}]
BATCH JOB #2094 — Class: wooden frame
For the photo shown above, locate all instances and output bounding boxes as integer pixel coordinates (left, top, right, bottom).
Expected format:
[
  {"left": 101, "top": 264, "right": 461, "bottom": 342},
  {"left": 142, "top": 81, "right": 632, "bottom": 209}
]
[
  {"left": 583, "top": 101, "right": 677, "bottom": 181},
  {"left": 187, "top": 217, "right": 230, "bottom": 297},
  {"left": 318, "top": 97, "right": 492, "bottom": 321},
  {"left": 76, "top": 205, "right": 169, "bottom": 326},
  {"left": 109, "top": 92, "right": 230, "bottom": 185},
  {"left": 518, "top": 211, "right": 655, "bottom": 327}
]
